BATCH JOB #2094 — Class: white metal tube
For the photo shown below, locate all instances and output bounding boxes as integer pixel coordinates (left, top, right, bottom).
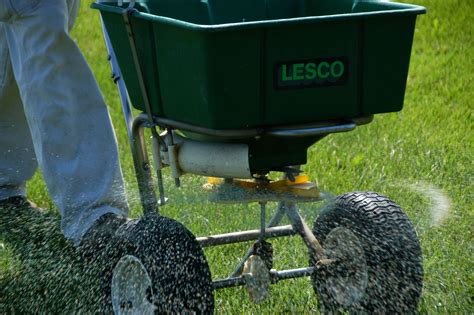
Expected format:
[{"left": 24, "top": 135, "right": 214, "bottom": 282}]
[{"left": 170, "top": 134, "right": 252, "bottom": 179}]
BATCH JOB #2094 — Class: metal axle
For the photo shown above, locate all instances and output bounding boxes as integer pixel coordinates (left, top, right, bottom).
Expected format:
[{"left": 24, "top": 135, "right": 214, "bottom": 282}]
[{"left": 213, "top": 267, "right": 316, "bottom": 290}]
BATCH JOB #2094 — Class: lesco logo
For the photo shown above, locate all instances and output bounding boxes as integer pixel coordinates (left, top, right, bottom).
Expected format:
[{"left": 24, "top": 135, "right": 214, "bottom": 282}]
[{"left": 274, "top": 57, "right": 349, "bottom": 90}]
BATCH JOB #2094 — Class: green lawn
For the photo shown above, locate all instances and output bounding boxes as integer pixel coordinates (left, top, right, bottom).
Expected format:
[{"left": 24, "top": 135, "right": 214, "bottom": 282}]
[{"left": 1, "top": 0, "right": 473, "bottom": 313}]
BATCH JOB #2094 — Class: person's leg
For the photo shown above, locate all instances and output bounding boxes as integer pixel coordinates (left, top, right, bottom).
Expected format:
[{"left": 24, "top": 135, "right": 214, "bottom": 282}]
[
  {"left": 0, "top": 24, "right": 38, "bottom": 201},
  {"left": 3, "top": 0, "right": 129, "bottom": 245}
]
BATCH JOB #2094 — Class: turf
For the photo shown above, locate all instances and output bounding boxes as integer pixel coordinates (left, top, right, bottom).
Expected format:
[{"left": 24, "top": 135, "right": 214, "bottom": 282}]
[{"left": 1, "top": 0, "right": 473, "bottom": 313}]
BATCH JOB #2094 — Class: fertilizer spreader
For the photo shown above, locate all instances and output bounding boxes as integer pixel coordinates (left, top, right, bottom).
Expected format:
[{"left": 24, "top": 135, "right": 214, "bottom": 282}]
[{"left": 92, "top": 0, "right": 426, "bottom": 313}]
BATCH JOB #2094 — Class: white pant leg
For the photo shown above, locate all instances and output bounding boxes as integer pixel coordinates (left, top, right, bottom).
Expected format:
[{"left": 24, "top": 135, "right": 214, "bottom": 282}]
[
  {"left": 0, "top": 24, "right": 38, "bottom": 200},
  {"left": 1, "top": 0, "right": 129, "bottom": 245}
]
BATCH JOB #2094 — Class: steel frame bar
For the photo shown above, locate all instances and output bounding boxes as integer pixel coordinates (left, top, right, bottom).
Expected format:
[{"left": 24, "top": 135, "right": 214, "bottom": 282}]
[
  {"left": 152, "top": 115, "right": 359, "bottom": 139},
  {"left": 196, "top": 225, "right": 296, "bottom": 248},
  {"left": 273, "top": 266, "right": 316, "bottom": 283},
  {"left": 213, "top": 267, "right": 316, "bottom": 290},
  {"left": 259, "top": 202, "right": 266, "bottom": 240},
  {"left": 213, "top": 276, "right": 246, "bottom": 290},
  {"left": 285, "top": 203, "right": 325, "bottom": 260},
  {"left": 131, "top": 116, "right": 158, "bottom": 215}
]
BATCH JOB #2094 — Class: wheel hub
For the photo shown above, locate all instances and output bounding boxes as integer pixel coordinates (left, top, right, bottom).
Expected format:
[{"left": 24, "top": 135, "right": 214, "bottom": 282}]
[
  {"left": 111, "top": 255, "right": 156, "bottom": 315},
  {"left": 323, "top": 227, "right": 368, "bottom": 307},
  {"left": 242, "top": 255, "right": 271, "bottom": 303}
]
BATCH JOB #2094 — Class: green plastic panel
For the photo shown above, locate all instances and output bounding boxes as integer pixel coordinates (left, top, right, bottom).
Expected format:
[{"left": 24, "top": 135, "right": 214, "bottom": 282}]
[
  {"left": 93, "top": 0, "right": 425, "bottom": 171},
  {"left": 93, "top": 0, "right": 425, "bottom": 130}
]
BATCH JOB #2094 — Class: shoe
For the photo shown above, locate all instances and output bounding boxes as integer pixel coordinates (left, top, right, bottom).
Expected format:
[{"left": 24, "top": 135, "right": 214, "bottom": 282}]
[
  {"left": 0, "top": 195, "right": 40, "bottom": 214},
  {"left": 76, "top": 213, "right": 134, "bottom": 313},
  {"left": 0, "top": 196, "right": 50, "bottom": 245},
  {"left": 77, "top": 213, "right": 130, "bottom": 262},
  {"left": 0, "top": 196, "right": 66, "bottom": 249}
]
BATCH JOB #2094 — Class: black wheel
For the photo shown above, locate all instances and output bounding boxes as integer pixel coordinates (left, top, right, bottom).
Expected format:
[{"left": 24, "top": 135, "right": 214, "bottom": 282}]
[
  {"left": 310, "top": 192, "right": 423, "bottom": 314},
  {"left": 104, "top": 214, "right": 214, "bottom": 314}
]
